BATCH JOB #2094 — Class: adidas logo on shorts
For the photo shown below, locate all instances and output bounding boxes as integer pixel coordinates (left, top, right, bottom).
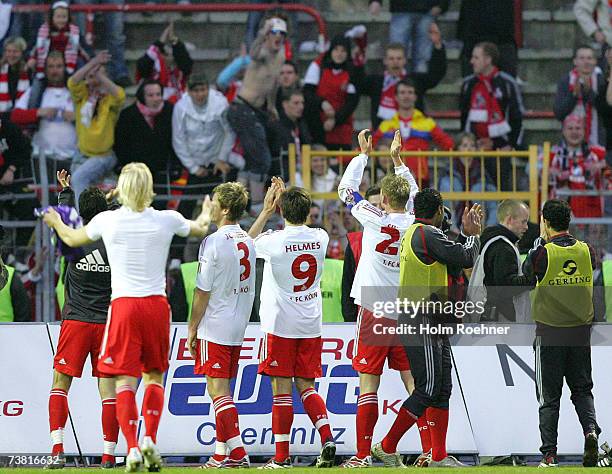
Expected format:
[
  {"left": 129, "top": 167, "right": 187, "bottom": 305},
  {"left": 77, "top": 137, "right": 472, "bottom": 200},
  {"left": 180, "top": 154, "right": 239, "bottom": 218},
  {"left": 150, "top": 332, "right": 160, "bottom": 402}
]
[
  {"left": 270, "top": 360, "right": 279, "bottom": 367},
  {"left": 75, "top": 249, "right": 110, "bottom": 273},
  {"left": 58, "top": 358, "right": 67, "bottom": 365},
  {"left": 212, "top": 363, "right": 221, "bottom": 369},
  {"left": 360, "top": 358, "right": 367, "bottom": 364},
  {"left": 104, "top": 357, "right": 114, "bottom": 364}
]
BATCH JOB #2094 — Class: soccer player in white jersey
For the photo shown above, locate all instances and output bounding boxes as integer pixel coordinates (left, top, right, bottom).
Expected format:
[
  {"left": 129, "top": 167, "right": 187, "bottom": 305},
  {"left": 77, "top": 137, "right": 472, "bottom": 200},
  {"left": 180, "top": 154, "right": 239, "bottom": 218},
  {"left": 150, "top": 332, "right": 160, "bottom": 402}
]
[
  {"left": 43, "top": 163, "right": 211, "bottom": 472},
  {"left": 248, "top": 181, "right": 335, "bottom": 469},
  {"left": 186, "top": 182, "right": 259, "bottom": 469},
  {"left": 337, "top": 130, "right": 420, "bottom": 468}
]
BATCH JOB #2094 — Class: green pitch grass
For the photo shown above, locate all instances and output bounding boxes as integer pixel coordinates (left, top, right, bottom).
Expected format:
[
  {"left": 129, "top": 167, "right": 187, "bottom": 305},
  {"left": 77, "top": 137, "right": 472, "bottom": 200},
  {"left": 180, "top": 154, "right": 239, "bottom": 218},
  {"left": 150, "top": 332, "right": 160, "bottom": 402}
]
[{"left": 4, "top": 468, "right": 604, "bottom": 473}]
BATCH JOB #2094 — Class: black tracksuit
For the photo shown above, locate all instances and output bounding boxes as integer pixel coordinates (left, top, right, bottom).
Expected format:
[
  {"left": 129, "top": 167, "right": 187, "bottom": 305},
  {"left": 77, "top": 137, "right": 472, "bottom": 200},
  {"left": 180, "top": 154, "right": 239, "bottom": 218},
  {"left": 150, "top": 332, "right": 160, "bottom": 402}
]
[
  {"left": 523, "top": 233, "right": 600, "bottom": 455},
  {"left": 399, "top": 220, "right": 479, "bottom": 416},
  {"left": 57, "top": 187, "right": 111, "bottom": 324},
  {"left": 480, "top": 224, "right": 531, "bottom": 322}
]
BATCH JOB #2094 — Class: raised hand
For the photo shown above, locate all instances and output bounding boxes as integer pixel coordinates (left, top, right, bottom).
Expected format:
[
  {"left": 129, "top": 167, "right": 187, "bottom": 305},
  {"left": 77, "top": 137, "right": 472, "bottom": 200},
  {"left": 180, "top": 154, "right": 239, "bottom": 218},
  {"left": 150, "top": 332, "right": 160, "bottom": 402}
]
[
  {"left": 390, "top": 129, "right": 403, "bottom": 165},
  {"left": 57, "top": 169, "right": 71, "bottom": 189},
  {"left": 358, "top": 129, "right": 373, "bottom": 155},
  {"left": 462, "top": 203, "right": 482, "bottom": 236}
]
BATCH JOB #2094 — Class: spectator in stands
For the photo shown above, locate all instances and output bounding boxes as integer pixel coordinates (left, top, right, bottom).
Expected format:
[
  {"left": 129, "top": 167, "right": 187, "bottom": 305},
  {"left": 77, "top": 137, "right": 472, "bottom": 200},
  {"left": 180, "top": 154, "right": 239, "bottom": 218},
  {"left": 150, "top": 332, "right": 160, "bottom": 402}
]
[
  {"left": 68, "top": 51, "right": 125, "bottom": 200},
  {"left": 457, "top": 0, "right": 517, "bottom": 77},
  {"left": 460, "top": 42, "right": 524, "bottom": 190},
  {"left": 374, "top": 78, "right": 453, "bottom": 186},
  {"left": 28, "top": 2, "right": 82, "bottom": 80},
  {"left": 369, "top": 0, "right": 448, "bottom": 74},
  {"left": 574, "top": 0, "right": 612, "bottom": 49},
  {"left": 72, "top": 0, "right": 131, "bottom": 87},
  {"left": 136, "top": 21, "right": 193, "bottom": 104},
  {"left": 341, "top": 186, "right": 381, "bottom": 322},
  {"left": 307, "top": 202, "right": 321, "bottom": 225},
  {"left": 304, "top": 34, "right": 359, "bottom": 150},
  {"left": 276, "top": 59, "right": 300, "bottom": 113},
  {"left": 227, "top": 14, "right": 287, "bottom": 211},
  {"left": 114, "top": 79, "right": 177, "bottom": 183},
  {"left": 12, "top": 51, "right": 76, "bottom": 166},
  {"left": 554, "top": 46, "right": 608, "bottom": 148},
  {"left": 438, "top": 132, "right": 497, "bottom": 227},
  {"left": 245, "top": 1, "right": 297, "bottom": 52},
  {"left": 549, "top": 114, "right": 608, "bottom": 218},
  {"left": 275, "top": 88, "right": 311, "bottom": 180},
  {"left": 355, "top": 25, "right": 446, "bottom": 130},
  {"left": 0, "top": 118, "right": 36, "bottom": 252},
  {"left": 0, "top": 37, "right": 30, "bottom": 115},
  {"left": 172, "top": 74, "right": 241, "bottom": 221},
  {"left": 296, "top": 149, "right": 339, "bottom": 209}
]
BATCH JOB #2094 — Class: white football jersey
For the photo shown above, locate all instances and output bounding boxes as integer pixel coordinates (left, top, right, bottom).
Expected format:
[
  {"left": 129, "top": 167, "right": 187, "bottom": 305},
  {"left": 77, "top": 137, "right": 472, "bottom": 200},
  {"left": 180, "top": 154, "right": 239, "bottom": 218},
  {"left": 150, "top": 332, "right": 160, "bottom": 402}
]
[
  {"left": 255, "top": 225, "right": 329, "bottom": 338},
  {"left": 350, "top": 202, "right": 414, "bottom": 311},
  {"left": 195, "top": 224, "right": 256, "bottom": 345},
  {"left": 337, "top": 153, "right": 418, "bottom": 313}
]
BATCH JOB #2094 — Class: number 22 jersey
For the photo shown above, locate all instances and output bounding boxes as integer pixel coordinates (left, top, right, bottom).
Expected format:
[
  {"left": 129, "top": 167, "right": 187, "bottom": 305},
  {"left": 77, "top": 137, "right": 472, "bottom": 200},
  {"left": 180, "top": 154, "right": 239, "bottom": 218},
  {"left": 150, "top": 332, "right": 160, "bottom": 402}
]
[{"left": 255, "top": 225, "right": 329, "bottom": 338}]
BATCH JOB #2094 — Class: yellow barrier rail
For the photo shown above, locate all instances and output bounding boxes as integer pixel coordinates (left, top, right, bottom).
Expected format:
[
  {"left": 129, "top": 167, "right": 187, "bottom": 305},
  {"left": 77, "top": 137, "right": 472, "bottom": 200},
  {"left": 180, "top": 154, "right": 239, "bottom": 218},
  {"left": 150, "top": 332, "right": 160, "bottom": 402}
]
[{"left": 288, "top": 144, "right": 549, "bottom": 223}]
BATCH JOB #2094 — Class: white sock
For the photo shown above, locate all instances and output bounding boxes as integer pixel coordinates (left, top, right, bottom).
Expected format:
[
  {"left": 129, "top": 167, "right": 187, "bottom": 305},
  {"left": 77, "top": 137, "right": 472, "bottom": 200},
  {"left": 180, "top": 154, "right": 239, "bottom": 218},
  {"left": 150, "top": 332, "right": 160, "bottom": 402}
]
[
  {"left": 51, "top": 428, "right": 64, "bottom": 446},
  {"left": 103, "top": 441, "right": 117, "bottom": 456}
]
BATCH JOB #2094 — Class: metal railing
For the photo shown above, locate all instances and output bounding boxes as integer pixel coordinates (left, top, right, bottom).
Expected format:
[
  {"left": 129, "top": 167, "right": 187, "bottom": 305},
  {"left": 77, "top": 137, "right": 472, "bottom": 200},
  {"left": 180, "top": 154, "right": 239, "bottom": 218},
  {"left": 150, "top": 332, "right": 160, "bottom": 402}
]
[
  {"left": 289, "top": 144, "right": 545, "bottom": 223},
  {"left": 11, "top": 2, "right": 328, "bottom": 52}
]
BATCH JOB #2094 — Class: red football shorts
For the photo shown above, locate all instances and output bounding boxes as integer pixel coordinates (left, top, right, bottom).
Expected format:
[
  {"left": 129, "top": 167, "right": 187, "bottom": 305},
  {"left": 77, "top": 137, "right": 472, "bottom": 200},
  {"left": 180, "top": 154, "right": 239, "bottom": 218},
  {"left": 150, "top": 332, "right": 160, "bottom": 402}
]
[
  {"left": 97, "top": 295, "right": 171, "bottom": 378},
  {"left": 54, "top": 319, "right": 110, "bottom": 378},
  {"left": 194, "top": 339, "right": 242, "bottom": 379},
  {"left": 352, "top": 307, "right": 410, "bottom": 375},
  {"left": 258, "top": 333, "right": 322, "bottom": 379}
]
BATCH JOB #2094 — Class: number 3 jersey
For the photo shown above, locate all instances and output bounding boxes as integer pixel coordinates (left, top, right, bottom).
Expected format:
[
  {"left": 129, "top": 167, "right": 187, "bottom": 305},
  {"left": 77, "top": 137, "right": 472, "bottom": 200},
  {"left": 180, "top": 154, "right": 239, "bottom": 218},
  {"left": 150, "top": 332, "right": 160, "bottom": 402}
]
[
  {"left": 255, "top": 225, "right": 330, "bottom": 338},
  {"left": 195, "top": 224, "right": 256, "bottom": 345}
]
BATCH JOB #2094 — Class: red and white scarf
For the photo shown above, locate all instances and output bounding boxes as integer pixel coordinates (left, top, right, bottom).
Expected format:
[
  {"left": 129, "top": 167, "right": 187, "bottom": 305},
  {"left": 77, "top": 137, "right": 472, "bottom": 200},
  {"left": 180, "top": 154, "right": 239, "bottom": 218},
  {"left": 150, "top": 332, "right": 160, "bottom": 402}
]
[
  {"left": 377, "top": 69, "right": 406, "bottom": 121},
  {"left": 136, "top": 44, "right": 187, "bottom": 103},
  {"left": 467, "top": 67, "right": 511, "bottom": 139},
  {"left": 136, "top": 101, "right": 164, "bottom": 129},
  {"left": 32, "top": 22, "right": 80, "bottom": 78},
  {"left": 0, "top": 63, "right": 29, "bottom": 112},
  {"left": 568, "top": 67, "right": 600, "bottom": 146}
]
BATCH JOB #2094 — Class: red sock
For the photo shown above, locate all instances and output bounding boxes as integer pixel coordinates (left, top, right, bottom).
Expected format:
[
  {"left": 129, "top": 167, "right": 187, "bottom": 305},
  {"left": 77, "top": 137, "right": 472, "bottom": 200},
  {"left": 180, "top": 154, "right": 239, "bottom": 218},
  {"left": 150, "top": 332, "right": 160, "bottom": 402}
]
[
  {"left": 143, "top": 383, "right": 164, "bottom": 444},
  {"left": 300, "top": 388, "right": 332, "bottom": 443},
  {"left": 417, "top": 414, "right": 432, "bottom": 453},
  {"left": 356, "top": 392, "right": 378, "bottom": 458},
  {"left": 49, "top": 389, "right": 69, "bottom": 455},
  {"left": 116, "top": 385, "right": 139, "bottom": 450},
  {"left": 272, "top": 394, "right": 293, "bottom": 462},
  {"left": 101, "top": 397, "right": 119, "bottom": 458},
  {"left": 213, "top": 396, "right": 247, "bottom": 461},
  {"left": 381, "top": 407, "right": 417, "bottom": 454},
  {"left": 428, "top": 407, "right": 449, "bottom": 462}
]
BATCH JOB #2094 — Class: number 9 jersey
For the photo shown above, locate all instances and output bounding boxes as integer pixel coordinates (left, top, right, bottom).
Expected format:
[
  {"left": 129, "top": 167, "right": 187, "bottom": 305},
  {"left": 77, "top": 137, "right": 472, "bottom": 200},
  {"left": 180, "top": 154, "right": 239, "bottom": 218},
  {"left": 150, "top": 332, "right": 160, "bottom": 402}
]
[{"left": 254, "top": 225, "right": 330, "bottom": 338}]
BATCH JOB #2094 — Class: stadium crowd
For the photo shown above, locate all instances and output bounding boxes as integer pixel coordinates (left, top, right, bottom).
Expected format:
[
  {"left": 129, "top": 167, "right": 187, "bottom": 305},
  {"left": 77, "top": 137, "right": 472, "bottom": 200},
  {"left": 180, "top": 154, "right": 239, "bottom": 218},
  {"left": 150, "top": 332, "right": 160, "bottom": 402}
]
[{"left": 0, "top": 0, "right": 611, "bottom": 469}]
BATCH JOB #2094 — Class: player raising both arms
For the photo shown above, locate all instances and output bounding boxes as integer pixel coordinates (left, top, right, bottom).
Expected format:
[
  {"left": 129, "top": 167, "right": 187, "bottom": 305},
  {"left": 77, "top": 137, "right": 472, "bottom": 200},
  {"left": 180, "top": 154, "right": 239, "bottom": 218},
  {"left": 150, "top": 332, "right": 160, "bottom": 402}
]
[
  {"left": 43, "top": 163, "right": 211, "bottom": 472},
  {"left": 337, "top": 130, "right": 420, "bottom": 468},
  {"left": 187, "top": 182, "right": 258, "bottom": 469},
  {"left": 249, "top": 180, "right": 336, "bottom": 469},
  {"left": 46, "top": 170, "right": 118, "bottom": 469}
]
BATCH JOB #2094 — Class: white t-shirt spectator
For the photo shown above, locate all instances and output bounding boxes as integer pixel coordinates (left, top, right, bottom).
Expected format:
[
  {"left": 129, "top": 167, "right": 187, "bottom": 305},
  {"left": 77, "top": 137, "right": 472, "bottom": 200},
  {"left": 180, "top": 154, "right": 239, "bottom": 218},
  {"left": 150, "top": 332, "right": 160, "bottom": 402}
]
[
  {"left": 86, "top": 207, "right": 190, "bottom": 299},
  {"left": 15, "top": 86, "right": 76, "bottom": 159}
]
